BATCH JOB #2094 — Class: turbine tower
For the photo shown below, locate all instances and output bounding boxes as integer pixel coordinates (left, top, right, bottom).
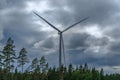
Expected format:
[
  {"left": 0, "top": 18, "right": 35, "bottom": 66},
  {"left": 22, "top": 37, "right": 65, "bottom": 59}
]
[{"left": 33, "top": 12, "right": 88, "bottom": 68}]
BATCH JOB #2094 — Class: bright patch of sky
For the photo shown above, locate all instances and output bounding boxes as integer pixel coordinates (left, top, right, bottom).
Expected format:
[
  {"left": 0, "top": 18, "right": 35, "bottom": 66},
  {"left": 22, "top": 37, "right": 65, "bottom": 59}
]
[
  {"left": 25, "top": 1, "right": 55, "bottom": 13},
  {"left": 63, "top": 6, "right": 73, "bottom": 13},
  {"left": 85, "top": 25, "right": 103, "bottom": 38}
]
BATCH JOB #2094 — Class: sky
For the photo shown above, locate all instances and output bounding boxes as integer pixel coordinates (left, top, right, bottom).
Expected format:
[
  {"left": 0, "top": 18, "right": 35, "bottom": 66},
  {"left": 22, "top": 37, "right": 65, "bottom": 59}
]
[{"left": 0, "top": 0, "right": 120, "bottom": 73}]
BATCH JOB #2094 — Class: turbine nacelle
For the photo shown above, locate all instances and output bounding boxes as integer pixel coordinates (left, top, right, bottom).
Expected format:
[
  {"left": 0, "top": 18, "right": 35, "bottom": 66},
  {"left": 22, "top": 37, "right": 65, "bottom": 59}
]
[{"left": 58, "top": 31, "right": 62, "bottom": 35}]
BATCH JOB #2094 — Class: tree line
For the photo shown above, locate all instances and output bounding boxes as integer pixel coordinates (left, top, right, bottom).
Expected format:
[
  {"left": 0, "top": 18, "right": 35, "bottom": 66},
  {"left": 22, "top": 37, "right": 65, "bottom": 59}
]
[{"left": 0, "top": 37, "right": 120, "bottom": 80}]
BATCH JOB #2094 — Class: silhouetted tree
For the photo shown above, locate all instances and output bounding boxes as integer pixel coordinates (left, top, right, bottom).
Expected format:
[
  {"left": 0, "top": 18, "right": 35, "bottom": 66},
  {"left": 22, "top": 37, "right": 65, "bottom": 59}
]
[
  {"left": 18, "top": 48, "right": 29, "bottom": 73},
  {"left": 100, "top": 68, "right": 104, "bottom": 80},
  {"left": 0, "top": 52, "right": 4, "bottom": 80},
  {"left": 40, "top": 56, "right": 48, "bottom": 73},
  {"left": 17, "top": 48, "right": 29, "bottom": 80},
  {"left": 2, "top": 37, "right": 15, "bottom": 80},
  {"left": 31, "top": 57, "right": 39, "bottom": 80}
]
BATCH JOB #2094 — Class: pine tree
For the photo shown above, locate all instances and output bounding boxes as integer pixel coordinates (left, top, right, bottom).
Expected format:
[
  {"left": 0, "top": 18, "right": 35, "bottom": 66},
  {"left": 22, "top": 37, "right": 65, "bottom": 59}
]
[
  {"left": 0, "top": 52, "right": 4, "bottom": 80},
  {"left": 84, "top": 63, "right": 88, "bottom": 71},
  {"left": 31, "top": 57, "right": 40, "bottom": 80},
  {"left": 68, "top": 64, "right": 73, "bottom": 80},
  {"left": 39, "top": 56, "right": 48, "bottom": 80},
  {"left": 40, "top": 56, "right": 48, "bottom": 73},
  {"left": 17, "top": 48, "right": 29, "bottom": 80},
  {"left": 17, "top": 48, "right": 29, "bottom": 73},
  {"left": 32, "top": 58, "right": 38, "bottom": 68},
  {"left": 0, "top": 52, "right": 4, "bottom": 68},
  {"left": 100, "top": 68, "right": 104, "bottom": 80},
  {"left": 2, "top": 37, "right": 15, "bottom": 80}
]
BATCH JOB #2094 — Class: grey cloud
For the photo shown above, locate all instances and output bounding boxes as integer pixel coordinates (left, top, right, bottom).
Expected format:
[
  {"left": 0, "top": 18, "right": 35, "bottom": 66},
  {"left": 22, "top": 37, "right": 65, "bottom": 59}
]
[
  {"left": 47, "top": 0, "right": 120, "bottom": 28},
  {"left": 48, "top": 0, "right": 66, "bottom": 7},
  {"left": 46, "top": 52, "right": 59, "bottom": 67},
  {"left": 68, "top": 50, "right": 120, "bottom": 67},
  {"left": 68, "top": 50, "right": 98, "bottom": 65},
  {"left": 0, "top": 0, "right": 7, "bottom": 9},
  {"left": 1, "top": 6, "right": 47, "bottom": 48},
  {"left": 0, "top": 27, "right": 4, "bottom": 40},
  {"left": 66, "top": 32, "right": 109, "bottom": 50},
  {"left": 67, "top": 0, "right": 119, "bottom": 25},
  {"left": 67, "top": 33, "right": 90, "bottom": 49},
  {"left": 42, "top": 37, "right": 55, "bottom": 49},
  {"left": 5, "top": 0, "right": 26, "bottom": 8},
  {"left": 108, "top": 41, "right": 120, "bottom": 53},
  {"left": 105, "top": 27, "right": 120, "bottom": 40},
  {"left": 86, "top": 36, "right": 110, "bottom": 47},
  {"left": 96, "top": 53, "right": 120, "bottom": 66},
  {"left": 41, "top": 8, "right": 74, "bottom": 29}
]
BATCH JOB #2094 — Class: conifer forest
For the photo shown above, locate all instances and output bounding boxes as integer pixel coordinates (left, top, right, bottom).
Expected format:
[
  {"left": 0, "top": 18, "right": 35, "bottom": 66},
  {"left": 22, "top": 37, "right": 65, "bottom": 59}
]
[{"left": 0, "top": 38, "right": 120, "bottom": 80}]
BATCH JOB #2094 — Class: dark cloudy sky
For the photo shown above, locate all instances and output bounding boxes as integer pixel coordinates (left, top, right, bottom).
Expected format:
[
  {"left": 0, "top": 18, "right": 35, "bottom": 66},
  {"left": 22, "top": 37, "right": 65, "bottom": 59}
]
[{"left": 1, "top": 0, "right": 120, "bottom": 73}]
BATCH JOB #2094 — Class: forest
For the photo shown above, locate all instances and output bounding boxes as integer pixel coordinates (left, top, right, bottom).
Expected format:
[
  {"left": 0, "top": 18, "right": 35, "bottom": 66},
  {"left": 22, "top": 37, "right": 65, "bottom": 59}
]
[{"left": 0, "top": 37, "right": 120, "bottom": 80}]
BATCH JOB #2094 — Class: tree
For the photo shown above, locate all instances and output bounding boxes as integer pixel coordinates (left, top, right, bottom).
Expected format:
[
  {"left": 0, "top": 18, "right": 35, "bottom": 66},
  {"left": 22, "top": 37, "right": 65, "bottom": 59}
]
[
  {"left": 84, "top": 63, "right": 88, "bottom": 72},
  {"left": 31, "top": 57, "right": 39, "bottom": 72},
  {"left": 39, "top": 56, "right": 48, "bottom": 80},
  {"left": 31, "top": 57, "right": 40, "bottom": 80},
  {"left": 40, "top": 56, "right": 48, "bottom": 73},
  {"left": 2, "top": 37, "right": 15, "bottom": 80},
  {"left": 28, "top": 57, "right": 43, "bottom": 72},
  {"left": 100, "top": 68, "right": 104, "bottom": 80},
  {"left": 17, "top": 48, "right": 29, "bottom": 73},
  {"left": 0, "top": 53, "right": 2, "bottom": 67},
  {"left": 0, "top": 52, "right": 4, "bottom": 68},
  {"left": 68, "top": 64, "right": 73, "bottom": 80},
  {"left": 0, "top": 52, "right": 4, "bottom": 80}
]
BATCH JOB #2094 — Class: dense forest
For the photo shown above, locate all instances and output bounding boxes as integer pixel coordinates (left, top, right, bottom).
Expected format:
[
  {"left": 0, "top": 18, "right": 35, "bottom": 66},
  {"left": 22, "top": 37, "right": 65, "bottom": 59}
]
[{"left": 0, "top": 37, "right": 120, "bottom": 80}]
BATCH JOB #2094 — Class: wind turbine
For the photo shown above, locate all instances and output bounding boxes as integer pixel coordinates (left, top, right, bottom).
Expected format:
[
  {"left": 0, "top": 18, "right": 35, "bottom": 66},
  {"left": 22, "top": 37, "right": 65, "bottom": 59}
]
[{"left": 33, "top": 11, "right": 88, "bottom": 68}]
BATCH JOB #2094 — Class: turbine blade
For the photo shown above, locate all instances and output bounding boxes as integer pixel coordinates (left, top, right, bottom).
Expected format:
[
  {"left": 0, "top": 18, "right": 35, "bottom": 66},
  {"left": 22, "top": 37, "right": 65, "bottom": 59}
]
[
  {"left": 61, "top": 35, "right": 66, "bottom": 66},
  {"left": 62, "top": 17, "right": 89, "bottom": 32},
  {"left": 33, "top": 11, "right": 61, "bottom": 32}
]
